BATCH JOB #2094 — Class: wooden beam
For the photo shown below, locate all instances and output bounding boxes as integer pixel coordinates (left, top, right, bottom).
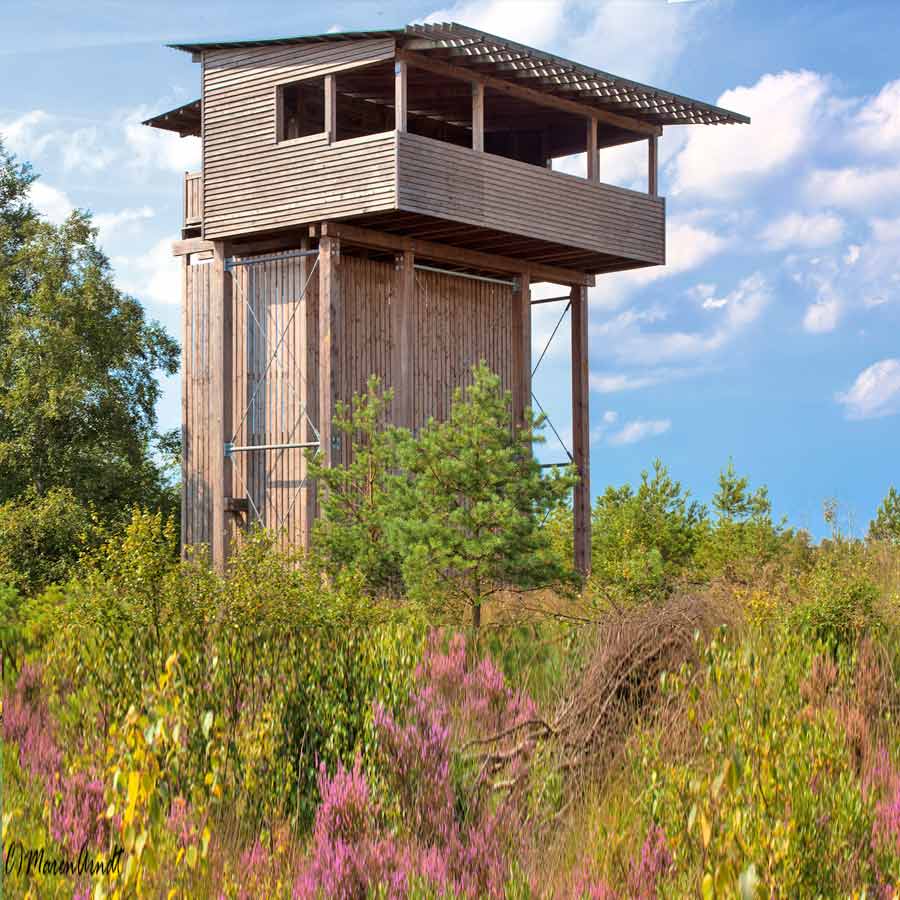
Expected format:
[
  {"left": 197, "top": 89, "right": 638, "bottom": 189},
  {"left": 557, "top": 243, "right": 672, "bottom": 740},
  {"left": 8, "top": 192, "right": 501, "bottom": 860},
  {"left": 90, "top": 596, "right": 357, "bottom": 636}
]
[
  {"left": 172, "top": 237, "right": 214, "bottom": 257},
  {"left": 210, "top": 241, "right": 233, "bottom": 573},
  {"left": 394, "top": 60, "right": 407, "bottom": 132},
  {"left": 397, "top": 49, "right": 661, "bottom": 138},
  {"left": 325, "top": 74, "right": 337, "bottom": 142},
  {"left": 648, "top": 135, "right": 658, "bottom": 196},
  {"left": 512, "top": 272, "right": 531, "bottom": 428},
  {"left": 319, "top": 221, "right": 595, "bottom": 287},
  {"left": 570, "top": 283, "right": 591, "bottom": 576},
  {"left": 472, "top": 82, "right": 484, "bottom": 152},
  {"left": 587, "top": 117, "right": 599, "bottom": 182},
  {"left": 318, "top": 236, "right": 340, "bottom": 469},
  {"left": 392, "top": 251, "right": 415, "bottom": 428}
]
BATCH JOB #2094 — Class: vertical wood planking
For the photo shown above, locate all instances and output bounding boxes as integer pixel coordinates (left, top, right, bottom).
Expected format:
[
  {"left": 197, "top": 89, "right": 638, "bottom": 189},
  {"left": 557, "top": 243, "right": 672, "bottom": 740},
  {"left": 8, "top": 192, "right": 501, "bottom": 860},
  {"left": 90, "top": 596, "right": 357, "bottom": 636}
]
[
  {"left": 210, "top": 241, "right": 232, "bottom": 571},
  {"left": 587, "top": 118, "right": 599, "bottom": 182},
  {"left": 472, "top": 83, "right": 484, "bottom": 152},
  {"left": 570, "top": 284, "right": 591, "bottom": 576},
  {"left": 395, "top": 60, "right": 407, "bottom": 132},
  {"left": 512, "top": 272, "right": 531, "bottom": 427}
]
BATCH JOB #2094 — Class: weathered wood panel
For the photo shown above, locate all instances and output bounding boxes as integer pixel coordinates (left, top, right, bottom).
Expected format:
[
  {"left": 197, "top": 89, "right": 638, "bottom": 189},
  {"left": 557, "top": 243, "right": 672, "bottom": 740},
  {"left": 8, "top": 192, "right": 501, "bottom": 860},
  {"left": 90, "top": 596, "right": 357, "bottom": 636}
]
[
  {"left": 182, "top": 255, "right": 213, "bottom": 549},
  {"left": 184, "top": 172, "right": 203, "bottom": 227},
  {"left": 396, "top": 131, "right": 665, "bottom": 264},
  {"left": 182, "top": 248, "right": 520, "bottom": 553},
  {"left": 202, "top": 39, "right": 397, "bottom": 239}
]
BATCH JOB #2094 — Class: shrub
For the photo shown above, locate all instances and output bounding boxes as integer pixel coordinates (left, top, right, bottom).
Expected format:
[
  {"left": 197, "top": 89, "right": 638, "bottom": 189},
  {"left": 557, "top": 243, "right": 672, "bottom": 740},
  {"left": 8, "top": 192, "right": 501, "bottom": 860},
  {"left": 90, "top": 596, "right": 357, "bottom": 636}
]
[
  {"left": 792, "top": 542, "right": 880, "bottom": 655},
  {"left": 590, "top": 459, "right": 705, "bottom": 604},
  {"left": 0, "top": 486, "right": 99, "bottom": 596}
]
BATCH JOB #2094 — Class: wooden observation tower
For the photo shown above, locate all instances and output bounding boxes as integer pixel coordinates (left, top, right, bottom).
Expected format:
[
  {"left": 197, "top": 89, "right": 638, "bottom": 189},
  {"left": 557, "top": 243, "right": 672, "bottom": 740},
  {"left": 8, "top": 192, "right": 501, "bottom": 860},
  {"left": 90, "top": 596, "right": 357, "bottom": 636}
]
[{"left": 144, "top": 23, "right": 748, "bottom": 573}]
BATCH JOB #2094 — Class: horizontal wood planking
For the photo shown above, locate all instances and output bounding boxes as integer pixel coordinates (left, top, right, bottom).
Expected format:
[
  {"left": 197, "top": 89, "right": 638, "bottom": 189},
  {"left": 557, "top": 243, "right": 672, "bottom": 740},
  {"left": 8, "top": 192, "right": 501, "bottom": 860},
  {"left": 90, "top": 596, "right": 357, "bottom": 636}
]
[
  {"left": 202, "top": 40, "right": 398, "bottom": 239},
  {"left": 396, "top": 131, "right": 665, "bottom": 264}
]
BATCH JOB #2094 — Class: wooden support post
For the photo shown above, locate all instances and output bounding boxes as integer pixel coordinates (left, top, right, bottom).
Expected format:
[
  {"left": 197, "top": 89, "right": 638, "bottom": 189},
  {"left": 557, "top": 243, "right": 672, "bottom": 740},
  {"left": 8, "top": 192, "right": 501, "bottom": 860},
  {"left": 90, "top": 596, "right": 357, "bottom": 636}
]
[
  {"left": 392, "top": 250, "right": 414, "bottom": 428},
  {"left": 587, "top": 117, "right": 599, "bottom": 182},
  {"left": 325, "top": 74, "right": 337, "bottom": 142},
  {"left": 512, "top": 272, "right": 531, "bottom": 428},
  {"left": 318, "top": 236, "right": 340, "bottom": 469},
  {"left": 394, "top": 60, "right": 407, "bottom": 132},
  {"left": 210, "top": 241, "right": 233, "bottom": 572},
  {"left": 570, "top": 284, "right": 591, "bottom": 576},
  {"left": 648, "top": 134, "right": 658, "bottom": 196},
  {"left": 299, "top": 236, "right": 313, "bottom": 548},
  {"left": 472, "top": 82, "right": 484, "bottom": 152}
]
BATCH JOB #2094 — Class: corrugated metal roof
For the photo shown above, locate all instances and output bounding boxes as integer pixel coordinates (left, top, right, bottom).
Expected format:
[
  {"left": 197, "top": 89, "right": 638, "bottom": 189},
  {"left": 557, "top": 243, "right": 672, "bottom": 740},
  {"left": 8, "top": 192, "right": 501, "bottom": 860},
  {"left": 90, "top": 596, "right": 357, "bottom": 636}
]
[{"left": 166, "top": 22, "right": 749, "bottom": 129}]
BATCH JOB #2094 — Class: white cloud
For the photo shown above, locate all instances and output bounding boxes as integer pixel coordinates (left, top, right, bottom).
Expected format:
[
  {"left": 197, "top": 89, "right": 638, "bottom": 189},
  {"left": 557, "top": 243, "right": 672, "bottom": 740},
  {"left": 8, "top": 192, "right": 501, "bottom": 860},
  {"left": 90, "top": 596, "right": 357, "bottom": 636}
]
[
  {"left": 851, "top": 79, "right": 900, "bottom": 156},
  {"left": 60, "top": 127, "right": 118, "bottom": 173},
  {"left": 113, "top": 237, "right": 181, "bottom": 306},
  {"left": 803, "top": 296, "right": 841, "bottom": 334},
  {"left": 0, "top": 109, "right": 53, "bottom": 158},
  {"left": 672, "top": 70, "right": 829, "bottom": 199},
  {"left": 844, "top": 244, "right": 861, "bottom": 265},
  {"left": 29, "top": 181, "right": 73, "bottom": 224},
  {"left": 423, "top": 0, "right": 566, "bottom": 48},
  {"left": 93, "top": 206, "right": 155, "bottom": 245},
  {"left": 805, "top": 163, "right": 900, "bottom": 212},
  {"left": 124, "top": 110, "right": 201, "bottom": 173},
  {"left": 608, "top": 418, "right": 671, "bottom": 446},
  {"left": 761, "top": 212, "right": 844, "bottom": 250},
  {"left": 836, "top": 359, "right": 900, "bottom": 420},
  {"left": 592, "top": 273, "right": 770, "bottom": 366}
]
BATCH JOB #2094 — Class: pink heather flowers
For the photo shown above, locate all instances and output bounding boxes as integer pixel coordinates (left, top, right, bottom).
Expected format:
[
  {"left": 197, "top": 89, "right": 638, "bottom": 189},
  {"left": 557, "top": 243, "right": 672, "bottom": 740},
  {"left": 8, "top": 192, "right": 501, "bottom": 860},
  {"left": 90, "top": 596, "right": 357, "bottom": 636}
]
[
  {"left": 294, "top": 631, "right": 537, "bottom": 898},
  {"left": 3, "top": 662, "right": 107, "bottom": 853}
]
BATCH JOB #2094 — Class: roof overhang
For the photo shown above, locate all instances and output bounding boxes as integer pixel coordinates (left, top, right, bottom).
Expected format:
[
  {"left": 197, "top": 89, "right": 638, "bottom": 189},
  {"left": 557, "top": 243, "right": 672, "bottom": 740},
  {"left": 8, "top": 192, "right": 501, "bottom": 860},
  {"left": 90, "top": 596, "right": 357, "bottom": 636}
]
[
  {"left": 166, "top": 22, "right": 749, "bottom": 129},
  {"left": 142, "top": 99, "right": 201, "bottom": 137}
]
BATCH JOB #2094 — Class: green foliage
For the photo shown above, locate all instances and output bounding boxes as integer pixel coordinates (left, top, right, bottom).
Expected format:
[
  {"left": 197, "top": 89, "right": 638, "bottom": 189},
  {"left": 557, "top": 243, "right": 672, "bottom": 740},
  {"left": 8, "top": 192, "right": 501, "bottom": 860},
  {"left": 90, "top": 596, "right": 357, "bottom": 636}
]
[
  {"left": 396, "top": 361, "right": 577, "bottom": 629},
  {"left": 0, "top": 141, "right": 179, "bottom": 518},
  {"left": 694, "top": 461, "right": 785, "bottom": 581},
  {"left": 640, "top": 627, "right": 876, "bottom": 897},
  {"left": 308, "top": 376, "right": 407, "bottom": 595},
  {"left": 792, "top": 541, "right": 880, "bottom": 655},
  {"left": 0, "top": 486, "right": 99, "bottom": 595},
  {"left": 311, "top": 363, "right": 577, "bottom": 628},
  {"left": 869, "top": 486, "right": 900, "bottom": 545},
  {"left": 36, "top": 512, "right": 425, "bottom": 835},
  {"left": 590, "top": 459, "right": 705, "bottom": 604}
]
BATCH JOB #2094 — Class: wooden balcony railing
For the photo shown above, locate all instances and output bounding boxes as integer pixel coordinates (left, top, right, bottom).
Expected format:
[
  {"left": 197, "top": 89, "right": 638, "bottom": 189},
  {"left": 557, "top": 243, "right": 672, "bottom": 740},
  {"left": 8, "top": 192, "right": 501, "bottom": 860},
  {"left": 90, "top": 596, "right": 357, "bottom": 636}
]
[{"left": 184, "top": 171, "right": 203, "bottom": 228}]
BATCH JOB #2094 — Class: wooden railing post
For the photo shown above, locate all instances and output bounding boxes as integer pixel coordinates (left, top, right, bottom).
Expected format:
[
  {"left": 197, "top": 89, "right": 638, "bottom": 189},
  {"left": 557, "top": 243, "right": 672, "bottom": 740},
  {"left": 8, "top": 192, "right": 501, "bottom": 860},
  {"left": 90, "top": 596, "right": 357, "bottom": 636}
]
[
  {"left": 210, "top": 240, "right": 233, "bottom": 572},
  {"left": 648, "top": 135, "right": 658, "bottom": 196},
  {"left": 472, "top": 82, "right": 485, "bottom": 152},
  {"left": 395, "top": 60, "right": 407, "bottom": 133},
  {"left": 587, "top": 117, "right": 599, "bottom": 182},
  {"left": 571, "top": 284, "right": 591, "bottom": 576},
  {"left": 325, "top": 74, "right": 337, "bottom": 142}
]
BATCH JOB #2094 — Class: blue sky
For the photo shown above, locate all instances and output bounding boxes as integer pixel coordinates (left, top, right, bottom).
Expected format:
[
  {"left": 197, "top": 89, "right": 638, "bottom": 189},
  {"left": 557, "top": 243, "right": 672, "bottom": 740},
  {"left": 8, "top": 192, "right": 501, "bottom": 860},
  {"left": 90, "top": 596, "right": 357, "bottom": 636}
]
[{"left": 2, "top": 0, "right": 898, "bottom": 537}]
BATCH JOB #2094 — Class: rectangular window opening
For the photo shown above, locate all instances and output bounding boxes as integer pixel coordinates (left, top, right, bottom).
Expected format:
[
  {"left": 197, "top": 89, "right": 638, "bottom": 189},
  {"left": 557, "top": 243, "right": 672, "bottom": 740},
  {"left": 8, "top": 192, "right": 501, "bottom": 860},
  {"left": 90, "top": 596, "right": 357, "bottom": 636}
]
[{"left": 278, "top": 76, "right": 325, "bottom": 142}]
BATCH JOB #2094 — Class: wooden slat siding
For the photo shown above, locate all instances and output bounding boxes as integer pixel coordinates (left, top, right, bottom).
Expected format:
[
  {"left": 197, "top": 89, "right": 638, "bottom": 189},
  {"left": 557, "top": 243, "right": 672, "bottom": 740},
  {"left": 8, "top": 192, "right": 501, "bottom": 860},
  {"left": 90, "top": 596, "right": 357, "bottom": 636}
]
[
  {"left": 570, "top": 284, "right": 591, "bottom": 576},
  {"left": 184, "top": 172, "right": 203, "bottom": 227},
  {"left": 412, "top": 266, "right": 515, "bottom": 430},
  {"left": 201, "top": 39, "right": 396, "bottom": 240},
  {"left": 182, "top": 256, "right": 214, "bottom": 551},
  {"left": 396, "top": 132, "right": 665, "bottom": 264}
]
